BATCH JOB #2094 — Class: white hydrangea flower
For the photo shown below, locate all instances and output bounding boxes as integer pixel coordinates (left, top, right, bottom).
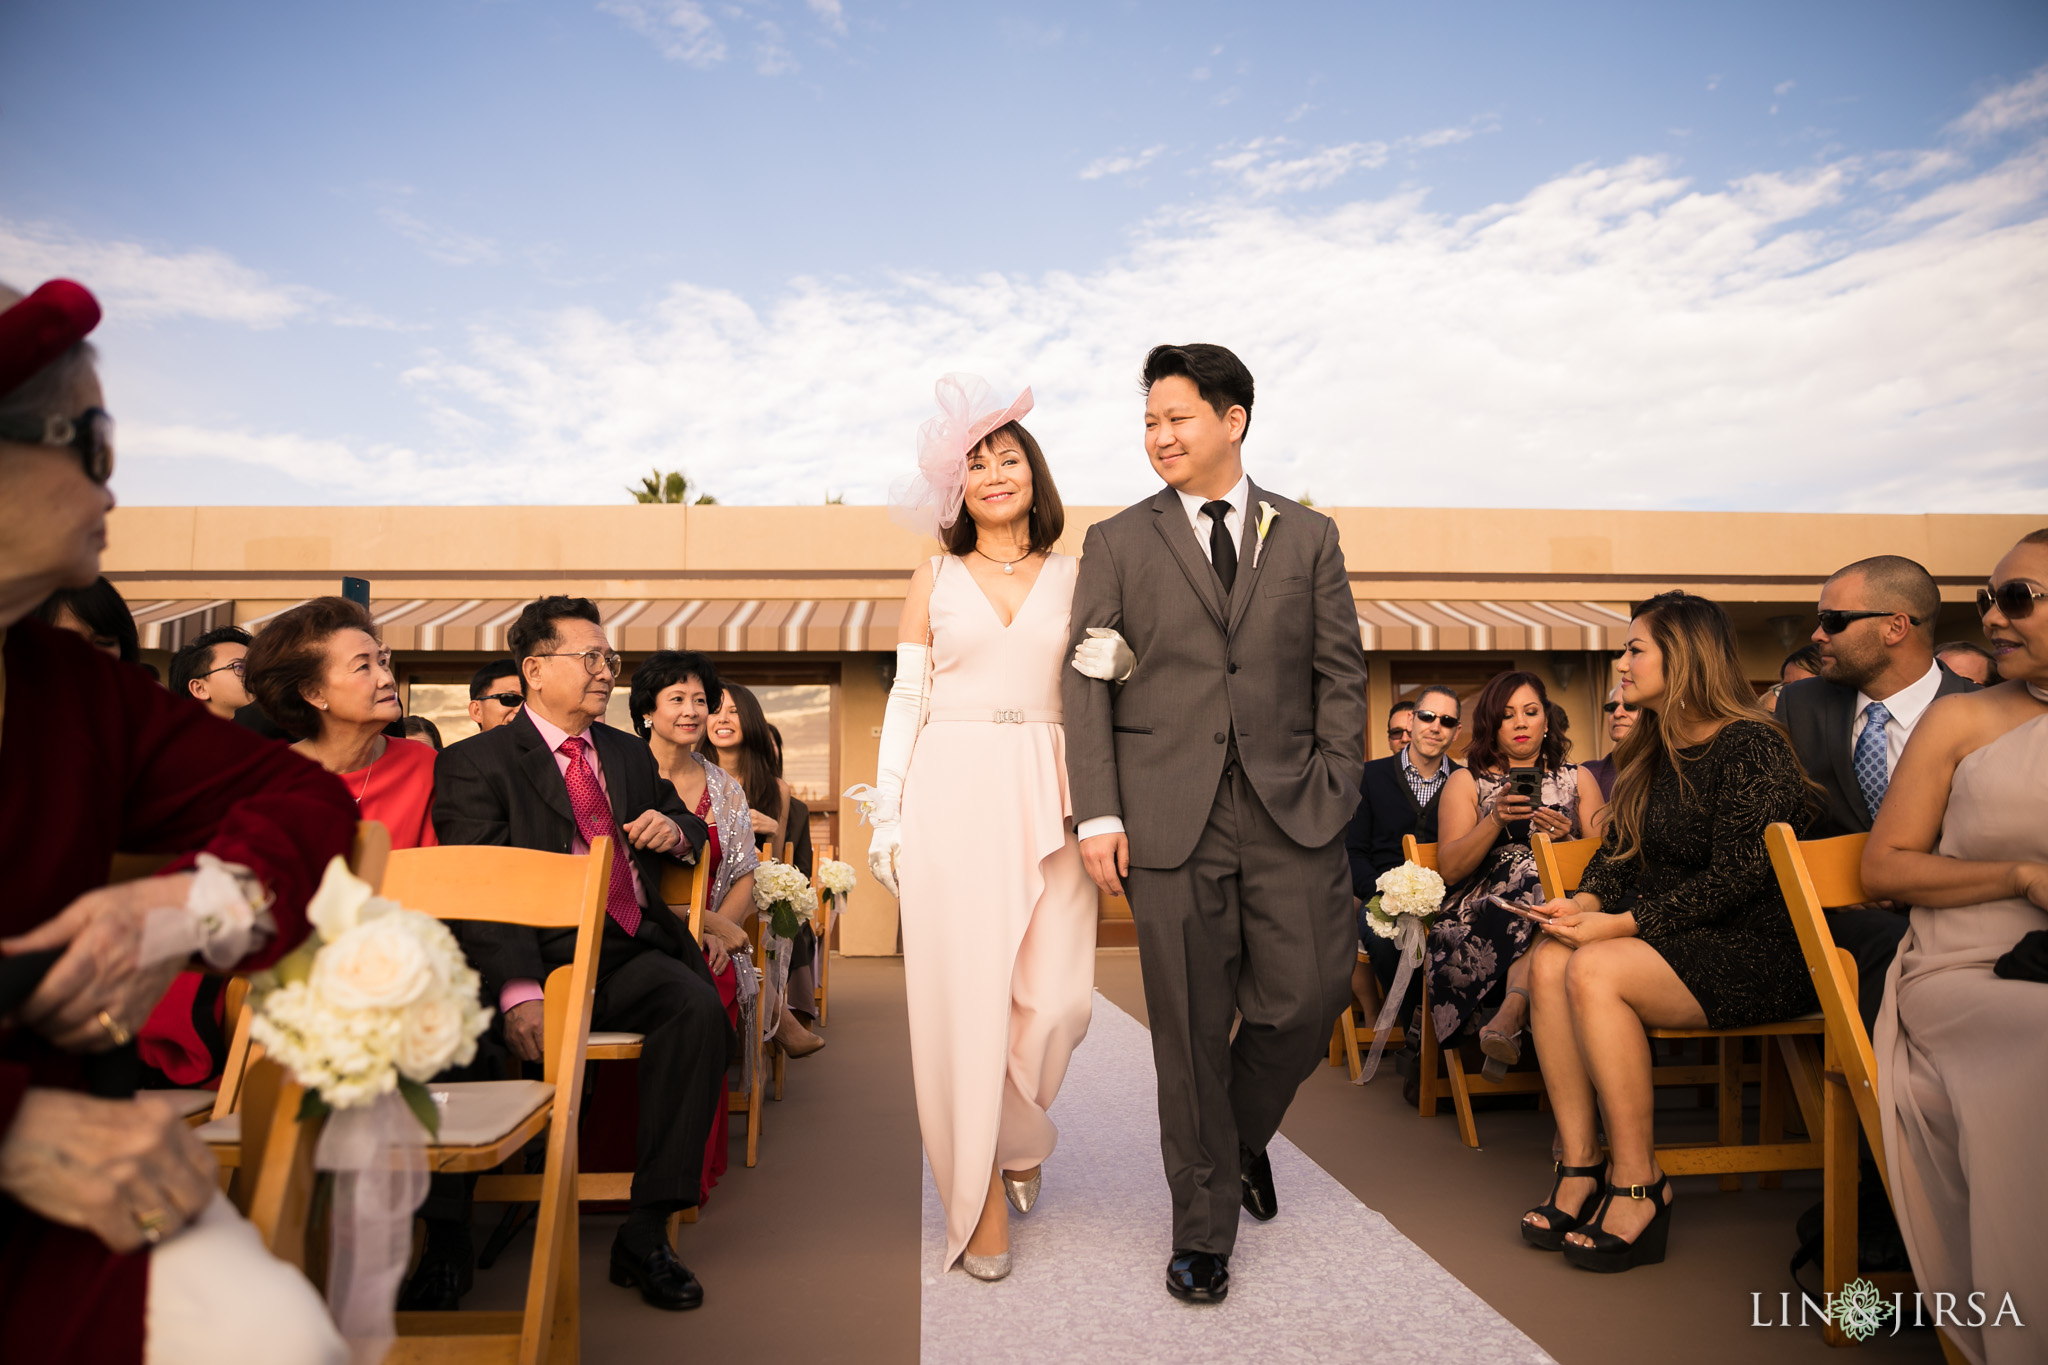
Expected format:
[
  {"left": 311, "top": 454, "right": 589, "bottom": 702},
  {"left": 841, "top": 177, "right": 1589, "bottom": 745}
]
[
  {"left": 1374, "top": 861, "right": 1447, "bottom": 920},
  {"left": 817, "top": 859, "right": 857, "bottom": 898},
  {"left": 753, "top": 860, "right": 813, "bottom": 912}
]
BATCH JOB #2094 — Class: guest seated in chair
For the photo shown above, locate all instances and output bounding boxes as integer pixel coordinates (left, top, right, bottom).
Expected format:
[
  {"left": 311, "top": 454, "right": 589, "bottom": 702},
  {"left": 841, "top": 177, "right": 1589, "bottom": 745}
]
[
  {"left": 168, "top": 625, "right": 253, "bottom": 720},
  {"left": 1428, "top": 671, "right": 1604, "bottom": 1081},
  {"left": 1863, "top": 528, "right": 2048, "bottom": 1362},
  {"left": 0, "top": 276, "right": 355, "bottom": 1364},
  {"left": 703, "top": 681, "right": 822, "bottom": 1051},
  {"left": 1777, "top": 554, "right": 1976, "bottom": 1038},
  {"left": 1345, "top": 685, "right": 1462, "bottom": 1016},
  {"left": 1518, "top": 591, "right": 1817, "bottom": 1272},
  {"left": 36, "top": 574, "right": 139, "bottom": 664},
  {"left": 1580, "top": 683, "right": 1634, "bottom": 803},
  {"left": 432, "top": 595, "right": 727, "bottom": 1311}
]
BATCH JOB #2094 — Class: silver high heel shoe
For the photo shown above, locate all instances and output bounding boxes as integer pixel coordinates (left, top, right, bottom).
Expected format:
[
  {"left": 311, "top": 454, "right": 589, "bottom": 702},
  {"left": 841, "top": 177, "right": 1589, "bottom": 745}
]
[
  {"left": 961, "top": 1251, "right": 1011, "bottom": 1282},
  {"left": 1001, "top": 1169, "right": 1042, "bottom": 1216}
]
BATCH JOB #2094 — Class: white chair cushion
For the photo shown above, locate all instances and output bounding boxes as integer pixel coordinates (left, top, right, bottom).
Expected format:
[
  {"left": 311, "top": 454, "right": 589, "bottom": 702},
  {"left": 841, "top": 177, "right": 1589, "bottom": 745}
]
[
  {"left": 193, "top": 1079, "right": 556, "bottom": 1150},
  {"left": 587, "top": 1031, "right": 645, "bottom": 1048},
  {"left": 428, "top": 1080, "right": 556, "bottom": 1147}
]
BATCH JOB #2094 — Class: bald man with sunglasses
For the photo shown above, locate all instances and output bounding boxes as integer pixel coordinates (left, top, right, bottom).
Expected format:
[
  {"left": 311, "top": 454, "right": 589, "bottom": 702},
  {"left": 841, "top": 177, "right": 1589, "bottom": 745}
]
[{"left": 1778, "top": 554, "right": 1978, "bottom": 1035}]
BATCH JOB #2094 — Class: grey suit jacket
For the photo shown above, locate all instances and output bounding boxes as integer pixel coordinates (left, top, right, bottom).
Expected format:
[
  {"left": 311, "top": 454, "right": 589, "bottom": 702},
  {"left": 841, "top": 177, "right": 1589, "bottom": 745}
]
[
  {"left": 1777, "top": 665, "right": 1977, "bottom": 838},
  {"left": 1061, "top": 482, "right": 1369, "bottom": 869}
]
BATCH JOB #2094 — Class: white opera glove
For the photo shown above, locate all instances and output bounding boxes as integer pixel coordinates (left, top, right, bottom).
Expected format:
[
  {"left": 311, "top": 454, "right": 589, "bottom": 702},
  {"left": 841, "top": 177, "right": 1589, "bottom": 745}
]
[
  {"left": 844, "top": 642, "right": 929, "bottom": 901},
  {"left": 1070, "top": 627, "right": 1136, "bottom": 684}
]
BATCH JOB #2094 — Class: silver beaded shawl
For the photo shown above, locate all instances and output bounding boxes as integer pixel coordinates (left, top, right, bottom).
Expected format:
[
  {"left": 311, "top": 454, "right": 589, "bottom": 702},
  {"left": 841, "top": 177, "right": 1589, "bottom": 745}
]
[{"left": 688, "top": 751, "right": 759, "bottom": 915}]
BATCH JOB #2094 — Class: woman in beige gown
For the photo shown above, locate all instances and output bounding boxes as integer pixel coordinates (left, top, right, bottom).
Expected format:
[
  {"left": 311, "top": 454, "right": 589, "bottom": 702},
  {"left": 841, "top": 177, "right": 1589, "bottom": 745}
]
[
  {"left": 853, "top": 376, "right": 1096, "bottom": 1281},
  {"left": 1866, "top": 529, "right": 2048, "bottom": 1365}
]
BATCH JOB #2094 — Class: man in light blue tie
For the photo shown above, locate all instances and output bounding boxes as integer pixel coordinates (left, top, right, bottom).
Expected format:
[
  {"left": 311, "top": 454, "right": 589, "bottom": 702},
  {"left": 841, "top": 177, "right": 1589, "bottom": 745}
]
[{"left": 1776, "top": 554, "right": 1979, "bottom": 1031}]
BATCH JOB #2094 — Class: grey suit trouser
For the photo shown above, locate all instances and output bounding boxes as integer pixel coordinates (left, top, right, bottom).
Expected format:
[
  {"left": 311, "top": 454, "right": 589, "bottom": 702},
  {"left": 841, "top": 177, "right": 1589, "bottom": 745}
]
[{"left": 1123, "top": 762, "right": 1356, "bottom": 1256}]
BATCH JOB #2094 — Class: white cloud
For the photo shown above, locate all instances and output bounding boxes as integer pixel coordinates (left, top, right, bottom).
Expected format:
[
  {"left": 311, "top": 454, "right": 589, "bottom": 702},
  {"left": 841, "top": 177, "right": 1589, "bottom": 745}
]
[
  {"left": 304, "top": 122, "right": 2039, "bottom": 517},
  {"left": 806, "top": 0, "right": 846, "bottom": 37},
  {"left": 110, "top": 71, "right": 2048, "bottom": 517},
  {"left": 1948, "top": 64, "right": 2048, "bottom": 140},
  {"left": 0, "top": 219, "right": 323, "bottom": 327},
  {"left": 1775, "top": 79, "right": 1797, "bottom": 97},
  {"left": 600, "top": 0, "right": 726, "bottom": 67},
  {"left": 380, "top": 207, "right": 502, "bottom": 267},
  {"left": 1079, "top": 145, "right": 1165, "bottom": 181},
  {"left": 1212, "top": 122, "right": 1486, "bottom": 197}
]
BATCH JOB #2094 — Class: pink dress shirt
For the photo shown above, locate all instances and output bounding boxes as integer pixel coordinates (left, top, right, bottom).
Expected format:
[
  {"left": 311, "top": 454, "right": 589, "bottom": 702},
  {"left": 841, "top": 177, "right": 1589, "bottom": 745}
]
[{"left": 499, "top": 706, "right": 679, "bottom": 1012}]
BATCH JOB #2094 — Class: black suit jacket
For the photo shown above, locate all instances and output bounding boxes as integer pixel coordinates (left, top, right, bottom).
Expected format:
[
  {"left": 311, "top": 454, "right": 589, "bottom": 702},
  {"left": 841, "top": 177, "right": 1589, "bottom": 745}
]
[
  {"left": 1778, "top": 665, "right": 1978, "bottom": 838},
  {"left": 781, "top": 794, "right": 815, "bottom": 878},
  {"left": 1344, "top": 754, "right": 1460, "bottom": 899},
  {"left": 432, "top": 710, "right": 713, "bottom": 1004}
]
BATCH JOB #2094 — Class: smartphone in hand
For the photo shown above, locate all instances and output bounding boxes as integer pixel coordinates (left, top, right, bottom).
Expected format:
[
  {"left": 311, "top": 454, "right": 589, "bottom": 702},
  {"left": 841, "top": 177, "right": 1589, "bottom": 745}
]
[{"left": 1485, "top": 893, "right": 1552, "bottom": 923}]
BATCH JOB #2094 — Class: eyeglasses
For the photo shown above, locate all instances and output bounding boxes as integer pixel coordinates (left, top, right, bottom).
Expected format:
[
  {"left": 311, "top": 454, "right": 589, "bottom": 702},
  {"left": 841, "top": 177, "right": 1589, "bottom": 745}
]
[
  {"left": 480, "top": 691, "right": 525, "bottom": 708},
  {"left": 1815, "top": 609, "right": 1920, "bottom": 635},
  {"left": 1976, "top": 581, "right": 2045, "bottom": 621},
  {"left": 534, "top": 649, "right": 621, "bottom": 676},
  {"left": 1602, "top": 701, "right": 1636, "bottom": 715},
  {"left": 1412, "top": 707, "right": 1460, "bottom": 729},
  {"left": 0, "top": 406, "right": 116, "bottom": 484},
  {"left": 199, "top": 659, "right": 247, "bottom": 680}
]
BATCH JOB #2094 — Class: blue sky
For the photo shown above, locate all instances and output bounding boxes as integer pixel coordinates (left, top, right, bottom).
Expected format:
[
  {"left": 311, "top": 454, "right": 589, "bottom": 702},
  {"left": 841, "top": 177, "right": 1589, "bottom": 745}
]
[{"left": 3, "top": 1, "right": 2045, "bottom": 510}]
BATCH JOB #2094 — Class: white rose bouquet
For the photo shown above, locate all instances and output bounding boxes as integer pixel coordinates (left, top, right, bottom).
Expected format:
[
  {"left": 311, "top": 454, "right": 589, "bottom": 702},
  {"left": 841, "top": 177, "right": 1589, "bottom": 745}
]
[
  {"left": 1354, "top": 859, "right": 1447, "bottom": 1087},
  {"left": 753, "top": 859, "right": 818, "bottom": 944},
  {"left": 249, "top": 857, "right": 493, "bottom": 1134}
]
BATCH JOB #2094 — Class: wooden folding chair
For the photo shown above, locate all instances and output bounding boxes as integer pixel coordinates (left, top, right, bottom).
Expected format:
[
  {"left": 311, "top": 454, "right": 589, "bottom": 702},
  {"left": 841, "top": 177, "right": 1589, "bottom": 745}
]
[
  {"left": 811, "top": 844, "right": 838, "bottom": 1026},
  {"left": 1527, "top": 830, "right": 1827, "bottom": 1190},
  {"left": 664, "top": 856, "right": 767, "bottom": 1168},
  {"left": 1765, "top": 824, "right": 1965, "bottom": 1359},
  {"left": 1401, "top": 836, "right": 1548, "bottom": 1147},
  {"left": 377, "top": 839, "right": 612, "bottom": 1365}
]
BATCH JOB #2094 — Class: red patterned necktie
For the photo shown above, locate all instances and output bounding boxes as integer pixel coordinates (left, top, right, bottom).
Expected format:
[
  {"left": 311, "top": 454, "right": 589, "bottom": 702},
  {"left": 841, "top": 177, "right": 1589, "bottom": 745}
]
[{"left": 557, "top": 734, "right": 642, "bottom": 936}]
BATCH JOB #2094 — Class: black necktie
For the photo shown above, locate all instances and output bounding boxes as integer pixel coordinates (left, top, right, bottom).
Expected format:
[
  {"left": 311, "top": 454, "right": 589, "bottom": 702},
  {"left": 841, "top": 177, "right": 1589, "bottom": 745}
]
[{"left": 1202, "top": 500, "right": 1237, "bottom": 595}]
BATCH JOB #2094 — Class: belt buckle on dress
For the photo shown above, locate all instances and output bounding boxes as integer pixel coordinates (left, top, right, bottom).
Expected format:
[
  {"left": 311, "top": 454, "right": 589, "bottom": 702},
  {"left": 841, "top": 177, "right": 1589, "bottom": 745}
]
[{"left": 992, "top": 708, "right": 1024, "bottom": 724}]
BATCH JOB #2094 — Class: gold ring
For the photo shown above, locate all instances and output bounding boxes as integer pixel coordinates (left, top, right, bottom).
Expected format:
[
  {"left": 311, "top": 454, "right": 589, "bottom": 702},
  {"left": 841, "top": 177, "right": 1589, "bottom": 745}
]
[
  {"left": 133, "top": 1207, "right": 169, "bottom": 1245},
  {"left": 96, "top": 1009, "right": 133, "bottom": 1047}
]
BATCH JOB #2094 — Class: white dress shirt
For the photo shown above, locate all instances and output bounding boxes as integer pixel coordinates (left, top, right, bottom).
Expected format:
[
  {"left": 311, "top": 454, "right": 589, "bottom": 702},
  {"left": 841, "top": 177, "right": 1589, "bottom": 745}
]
[
  {"left": 1077, "top": 474, "right": 1252, "bottom": 847},
  {"left": 1176, "top": 474, "right": 1249, "bottom": 564},
  {"left": 1851, "top": 661, "right": 1945, "bottom": 778}
]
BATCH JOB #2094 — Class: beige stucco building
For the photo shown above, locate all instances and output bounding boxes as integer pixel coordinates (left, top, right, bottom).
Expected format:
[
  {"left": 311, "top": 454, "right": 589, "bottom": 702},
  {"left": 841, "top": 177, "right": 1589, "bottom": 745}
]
[{"left": 104, "top": 504, "right": 2040, "bottom": 955}]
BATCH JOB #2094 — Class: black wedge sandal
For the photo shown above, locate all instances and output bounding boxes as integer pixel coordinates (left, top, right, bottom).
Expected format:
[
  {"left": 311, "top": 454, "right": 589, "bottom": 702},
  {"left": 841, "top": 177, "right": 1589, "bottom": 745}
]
[
  {"left": 1519, "top": 1162, "right": 1605, "bottom": 1251},
  {"left": 1561, "top": 1173, "right": 1673, "bottom": 1273}
]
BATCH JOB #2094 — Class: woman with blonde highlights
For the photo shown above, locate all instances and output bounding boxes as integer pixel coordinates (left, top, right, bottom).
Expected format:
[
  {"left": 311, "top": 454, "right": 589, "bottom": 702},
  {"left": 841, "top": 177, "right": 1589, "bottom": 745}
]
[{"left": 1516, "top": 591, "right": 1818, "bottom": 1273}]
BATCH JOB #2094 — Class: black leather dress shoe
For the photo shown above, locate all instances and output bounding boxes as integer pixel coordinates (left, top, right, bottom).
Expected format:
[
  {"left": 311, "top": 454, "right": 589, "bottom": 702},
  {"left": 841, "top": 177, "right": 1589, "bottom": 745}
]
[
  {"left": 609, "top": 1238, "right": 705, "bottom": 1311},
  {"left": 1166, "top": 1249, "right": 1230, "bottom": 1303},
  {"left": 396, "top": 1245, "right": 470, "bottom": 1312},
  {"left": 1241, "top": 1145, "right": 1278, "bottom": 1222}
]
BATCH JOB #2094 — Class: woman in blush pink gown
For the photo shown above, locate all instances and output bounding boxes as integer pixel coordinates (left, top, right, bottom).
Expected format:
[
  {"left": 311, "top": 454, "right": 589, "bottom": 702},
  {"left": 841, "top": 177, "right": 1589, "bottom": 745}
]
[{"left": 853, "top": 376, "right": 1096, "bottom": 1282}]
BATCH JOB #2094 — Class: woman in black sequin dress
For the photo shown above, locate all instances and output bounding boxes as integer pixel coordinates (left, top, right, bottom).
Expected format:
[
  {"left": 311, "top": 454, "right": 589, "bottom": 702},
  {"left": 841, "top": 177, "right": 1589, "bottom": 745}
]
[{"left": 1517, "top": 591, "right": 1818, "bottom": 1273}]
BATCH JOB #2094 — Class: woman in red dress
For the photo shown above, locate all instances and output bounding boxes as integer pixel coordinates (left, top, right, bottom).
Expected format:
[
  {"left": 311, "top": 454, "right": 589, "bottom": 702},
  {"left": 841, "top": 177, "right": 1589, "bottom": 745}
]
[
  {"left": 0, "top": 278, "right": 357, "bottom": 1363},
  {"left": 138, "top": 598, "right": 439, "bottom": 1088}
]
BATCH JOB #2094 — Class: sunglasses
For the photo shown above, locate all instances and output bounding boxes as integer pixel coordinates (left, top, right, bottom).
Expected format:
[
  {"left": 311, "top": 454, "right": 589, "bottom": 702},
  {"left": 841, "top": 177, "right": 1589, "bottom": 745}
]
[
  {"left": 481, "top": 692, "right": 525, "bottom": 708},
  {"left": 1976, "top": 581, "right": 2045, "bottom": 621},
  {"left": 1602, "top": 701, "right": 1636, "bottom": 715},
  {"left": 0, "top": 406, "right": 116, "bottom": 484},
  {"left": 1815, "top": 608, "right": 1921, "bottom": 636},
  {"left": 1412, "top": 707, "right": 1460, "bottom": 728}
]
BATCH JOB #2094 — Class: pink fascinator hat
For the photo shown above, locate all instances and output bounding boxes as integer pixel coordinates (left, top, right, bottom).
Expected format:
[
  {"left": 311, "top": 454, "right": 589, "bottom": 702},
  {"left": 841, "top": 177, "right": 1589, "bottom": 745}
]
[{"left": 888, "top": 373, "right": 1033, "bottom": 539}]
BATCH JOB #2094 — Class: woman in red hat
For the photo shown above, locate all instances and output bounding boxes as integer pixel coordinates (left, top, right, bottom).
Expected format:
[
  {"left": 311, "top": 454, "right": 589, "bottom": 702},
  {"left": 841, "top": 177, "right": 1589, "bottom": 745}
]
[{"left": 0, "top": 279, "right": 356, "bottom": 1365}]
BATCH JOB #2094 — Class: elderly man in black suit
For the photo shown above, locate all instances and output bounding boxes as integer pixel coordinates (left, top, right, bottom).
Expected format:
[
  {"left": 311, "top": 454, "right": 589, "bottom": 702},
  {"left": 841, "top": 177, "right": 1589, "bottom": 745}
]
[
  {"left": 433, "top": 595, "right": 728, "bottom": 1312},
  {"left": 1777, "top": 555, "right": 1976, "bottom": 1035}
]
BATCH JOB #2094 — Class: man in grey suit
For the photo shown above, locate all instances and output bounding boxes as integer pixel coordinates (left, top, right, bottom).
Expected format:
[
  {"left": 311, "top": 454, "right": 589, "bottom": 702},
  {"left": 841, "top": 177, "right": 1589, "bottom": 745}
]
[{"left": 1062, "top": 343, "right": 1367, "bottom": 1304}]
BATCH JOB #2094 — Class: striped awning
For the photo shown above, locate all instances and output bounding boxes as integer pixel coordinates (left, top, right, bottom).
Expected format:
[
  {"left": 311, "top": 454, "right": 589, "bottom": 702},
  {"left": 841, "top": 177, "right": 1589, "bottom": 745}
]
[
  {"left": 353, "top": 598, "right": 904, "bottom": 654},
  {"left": 222, "top": 594, "right": 1623, "bottom": 654},
  {"left": 127, "top": 599, "right": 236, "bottom": 652},
  {"left": 1353, "top": 599, "right": 1630, "bottom": 652}
]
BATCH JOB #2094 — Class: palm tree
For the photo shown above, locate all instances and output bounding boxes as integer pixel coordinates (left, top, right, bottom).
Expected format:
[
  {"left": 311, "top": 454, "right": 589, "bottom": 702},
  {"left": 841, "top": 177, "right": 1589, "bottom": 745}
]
[{"left": 629, "top": 469, "right": 716, "bottom": 504}]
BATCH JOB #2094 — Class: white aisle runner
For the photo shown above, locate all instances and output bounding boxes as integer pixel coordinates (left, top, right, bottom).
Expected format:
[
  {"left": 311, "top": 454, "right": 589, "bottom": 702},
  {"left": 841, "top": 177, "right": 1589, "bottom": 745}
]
[{"left": 920, "top": 993, "right": 1554, "bottom": 1364}]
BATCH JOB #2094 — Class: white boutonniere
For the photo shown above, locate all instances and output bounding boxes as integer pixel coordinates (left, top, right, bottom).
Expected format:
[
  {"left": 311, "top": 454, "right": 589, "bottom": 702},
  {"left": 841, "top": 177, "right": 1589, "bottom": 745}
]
[{"left": 1253, "top": 501, "right": 1279, "bottom": 567}]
